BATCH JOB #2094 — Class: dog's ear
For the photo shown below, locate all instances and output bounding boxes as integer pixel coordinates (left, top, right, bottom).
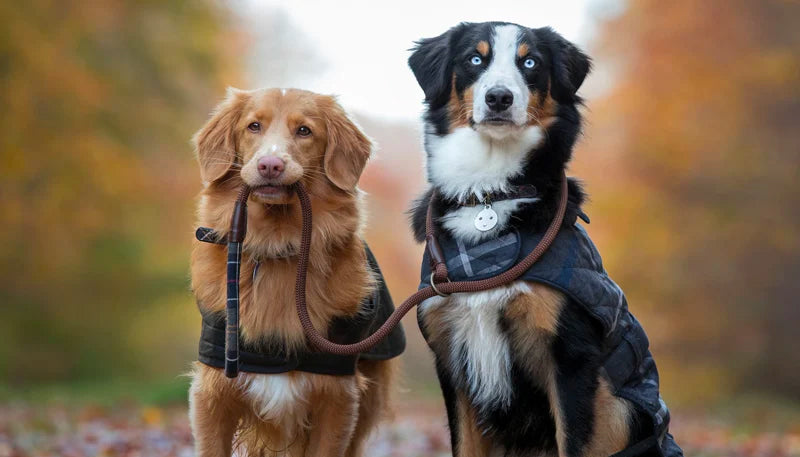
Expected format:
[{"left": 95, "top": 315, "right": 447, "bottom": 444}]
[
  {"left": 408, "top": 25, "right": 464, "bottom": 109},
  {"left": 319, "top": 96, "right": 373, "bottom": 192},
  {"left": 193, "top": 87, "right": 247, "bottom": 184},
  {"left": 536, "top": 27, "right": 592, "bottom": 103}
]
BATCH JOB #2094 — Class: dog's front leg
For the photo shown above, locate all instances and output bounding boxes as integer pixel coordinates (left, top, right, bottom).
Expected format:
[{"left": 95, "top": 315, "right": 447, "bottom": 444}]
[
  {"left": 189, "top": 365, "right": 243, "bottom": 457},
  {"left": 551, "top": 332, "right": 630, "bottom": 457},
  {"left": 432, "top": 358, "right": 492, "bottom": 457},
  {"left": 453, "top": 391, "right": 493, "bottom": 457},
  {"left": 551, "top": 371, "right": 632, "bottom": 457},
  {"left": 305, "top": 375, "right": 360, "bottom": 457},
  {"left": 550, "top": 359, "right": 599, "bottom": 457}
]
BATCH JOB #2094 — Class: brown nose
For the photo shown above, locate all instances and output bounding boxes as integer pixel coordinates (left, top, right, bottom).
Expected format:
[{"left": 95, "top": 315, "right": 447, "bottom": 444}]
[{"left": 257, "top": 156, "right": 285, "bottom": 179}]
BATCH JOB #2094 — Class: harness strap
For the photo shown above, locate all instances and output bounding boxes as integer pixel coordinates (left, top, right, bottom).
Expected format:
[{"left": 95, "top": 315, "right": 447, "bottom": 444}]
[
  {"left": 425, "top": 199, "right": 450, "bottom": 285},
  {"left": 196, "top": 227, "right": 225, "bottom": 245},
  {"left": 602, "top": 323, "right": 650, "bottom": 389}
]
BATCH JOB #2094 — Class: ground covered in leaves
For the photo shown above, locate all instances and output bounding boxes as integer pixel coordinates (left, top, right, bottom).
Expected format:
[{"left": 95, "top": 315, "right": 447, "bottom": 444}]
[{"left": 1, "top": 401, "right": 799, "bottom": 457}]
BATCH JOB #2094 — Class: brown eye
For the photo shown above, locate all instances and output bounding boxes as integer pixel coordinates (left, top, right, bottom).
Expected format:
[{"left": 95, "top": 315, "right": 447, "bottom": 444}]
[
  {"left": 247, "top": 122, "right": 261, "bottom": 132},
  {"left": 297, "top": 126, "right": 311, "bottom": 137}
]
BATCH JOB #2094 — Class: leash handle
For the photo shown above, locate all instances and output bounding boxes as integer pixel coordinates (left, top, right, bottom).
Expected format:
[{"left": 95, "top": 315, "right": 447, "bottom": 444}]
[
  {"left": 224, "top": 240, "right": 242, "bottom": 378},
  {"left": 224, "top": 187, "right": 251, "bottom": 378}
]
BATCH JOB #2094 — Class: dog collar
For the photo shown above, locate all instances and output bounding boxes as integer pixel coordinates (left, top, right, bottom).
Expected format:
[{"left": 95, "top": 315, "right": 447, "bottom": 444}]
[{"left": 458, "top": 184, "right": 539, "bottom": 207}]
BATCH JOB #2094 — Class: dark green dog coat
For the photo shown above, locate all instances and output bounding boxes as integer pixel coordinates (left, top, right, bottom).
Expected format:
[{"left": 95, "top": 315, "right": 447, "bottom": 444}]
[{"left": 196, "top": 232, "right": 406, "bottom": 376}]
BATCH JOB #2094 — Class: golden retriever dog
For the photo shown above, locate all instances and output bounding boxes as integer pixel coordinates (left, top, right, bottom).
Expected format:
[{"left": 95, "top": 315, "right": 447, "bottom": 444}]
[{"left": 188, "top": 88, "right": 396, "bottom": 457}]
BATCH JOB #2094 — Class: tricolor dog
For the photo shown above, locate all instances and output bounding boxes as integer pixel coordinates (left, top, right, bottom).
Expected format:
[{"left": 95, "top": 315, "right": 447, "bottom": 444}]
[{"left": 408, "top": 22, "right": 683, "bottom": 457}]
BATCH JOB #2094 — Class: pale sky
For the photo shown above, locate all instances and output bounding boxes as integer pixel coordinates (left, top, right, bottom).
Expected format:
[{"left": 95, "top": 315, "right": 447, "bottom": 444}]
[{"left": 235, "top": 0, "right": 619, "bottom": 121}]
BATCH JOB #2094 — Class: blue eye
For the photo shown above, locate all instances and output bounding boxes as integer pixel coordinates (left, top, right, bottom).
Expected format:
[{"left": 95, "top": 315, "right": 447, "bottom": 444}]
[
  {"left": 470, "top": 55, "right": 482, "bottom": 66},
  {"left": 523, "top": 58, "right": 536, "bottom": 69}
]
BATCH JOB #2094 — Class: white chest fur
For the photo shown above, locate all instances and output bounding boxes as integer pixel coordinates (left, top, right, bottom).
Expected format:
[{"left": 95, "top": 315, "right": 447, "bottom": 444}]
[
  {"left": 441, "top": 198, "right": 539, "bottom": 243},
  {"left": 426, "top": 126, "right": 543, "bottom": 242},
  {"left": 420, "top": 281, "right": 531, "bottom": 409},
  {"left": 239, "top": 373, "right": 311, "bottom": 426},
  {"left": 426, "top": 126, "right": 544, "bottom": 202}
]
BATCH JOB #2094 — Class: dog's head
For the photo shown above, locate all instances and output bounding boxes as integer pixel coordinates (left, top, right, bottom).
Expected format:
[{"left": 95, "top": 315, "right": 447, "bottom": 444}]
[
  {"left": 193, "top": 88, "right": 372, "bottom": 203},
  {"left": 409, "top": 22, "right": 590, "bottom": 138}
]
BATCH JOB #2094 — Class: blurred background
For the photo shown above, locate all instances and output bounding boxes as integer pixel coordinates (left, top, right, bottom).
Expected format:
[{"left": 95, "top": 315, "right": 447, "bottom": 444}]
[{"left": 1, "top": 0, "right": 798, "bottom": 455}]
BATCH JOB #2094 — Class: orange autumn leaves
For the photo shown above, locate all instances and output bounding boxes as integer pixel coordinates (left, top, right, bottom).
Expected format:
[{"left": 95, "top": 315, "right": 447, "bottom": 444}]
[{"left": 577, "top": 0, "right": 800, "bottom": 402}]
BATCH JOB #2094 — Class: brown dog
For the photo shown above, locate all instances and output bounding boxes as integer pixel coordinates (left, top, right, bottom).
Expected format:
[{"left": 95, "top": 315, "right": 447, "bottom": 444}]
[{"left": 188, "top": 88, "right": 396, "bottom": 457}]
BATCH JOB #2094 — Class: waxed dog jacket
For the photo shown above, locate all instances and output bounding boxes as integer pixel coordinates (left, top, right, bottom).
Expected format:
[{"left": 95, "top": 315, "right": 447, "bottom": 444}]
[
  {"left": 196, "top": 235, "right": 406, "bottom": 376},
  {"left": 419, "top": 223, "right": 683, "bottom": 457}
]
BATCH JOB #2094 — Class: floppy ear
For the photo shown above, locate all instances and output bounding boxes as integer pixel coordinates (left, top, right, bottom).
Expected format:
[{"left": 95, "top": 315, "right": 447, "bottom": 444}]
[
  {"left": 408, "top": 25, "right": 464, "bottom": 109},
  {"left": 537, "top": 27, "right": 592, "bottom": 103},
  {"left": 320, "top": 97, "right": 373, "bottom": 192},
  {"left": 192, "top": 87, "right": 247, "bottom": 184}
]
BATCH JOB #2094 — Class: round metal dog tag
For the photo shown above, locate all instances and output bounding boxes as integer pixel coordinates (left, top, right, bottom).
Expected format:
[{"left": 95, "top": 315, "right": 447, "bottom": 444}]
[{"left": 474, "top": 205, "right": 498, "bottom": 231}]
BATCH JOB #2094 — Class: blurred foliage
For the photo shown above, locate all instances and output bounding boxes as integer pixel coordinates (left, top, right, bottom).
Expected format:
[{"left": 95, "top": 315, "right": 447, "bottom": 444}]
[
  {"left": 580, "top": 0, "right": 800, "bottom": 402},
  {"left": 0, "top": 1, "right": 242, "bottom": 386}
]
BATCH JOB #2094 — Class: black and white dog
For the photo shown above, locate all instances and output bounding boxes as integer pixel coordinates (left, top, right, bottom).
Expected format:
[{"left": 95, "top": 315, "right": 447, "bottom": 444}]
[{"left": 408, "top": 22, "right": 682, "bottom": 457}]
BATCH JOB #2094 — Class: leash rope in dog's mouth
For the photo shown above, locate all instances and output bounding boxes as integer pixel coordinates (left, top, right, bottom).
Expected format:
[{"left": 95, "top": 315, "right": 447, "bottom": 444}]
[{"left": 222, "top": 173, "right": 568, "bottom": 376}]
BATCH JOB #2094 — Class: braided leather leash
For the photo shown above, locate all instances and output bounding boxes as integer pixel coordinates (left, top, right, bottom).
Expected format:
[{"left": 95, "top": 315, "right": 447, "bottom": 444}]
[{"left": 223, "top": 173, "right": 568, "bottom": 375}]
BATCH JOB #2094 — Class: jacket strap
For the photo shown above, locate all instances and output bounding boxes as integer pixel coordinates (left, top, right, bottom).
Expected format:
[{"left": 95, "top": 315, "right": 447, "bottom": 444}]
[
  {"left": 196, "top": 227, "right": 225, "bottom": 245},
  {"left": 608, "top": 435, "right": 659, "bottom": 457},
  {"left": 602, "top": 322, "right": 650, "bottom": 390}
]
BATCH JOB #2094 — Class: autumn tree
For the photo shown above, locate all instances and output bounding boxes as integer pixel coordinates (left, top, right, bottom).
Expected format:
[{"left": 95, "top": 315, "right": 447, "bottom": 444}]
[
  {"left": 0, "top": 0, "right": 242, "bottom": 385},
  {"left": 583, "top": 0, "right": 800, "bottom": 402}
]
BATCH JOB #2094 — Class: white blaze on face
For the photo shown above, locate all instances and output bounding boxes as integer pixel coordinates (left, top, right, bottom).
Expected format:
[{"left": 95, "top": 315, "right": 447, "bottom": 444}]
[{"left": 473, "top": 24, "right": 530, "bottom": 126}]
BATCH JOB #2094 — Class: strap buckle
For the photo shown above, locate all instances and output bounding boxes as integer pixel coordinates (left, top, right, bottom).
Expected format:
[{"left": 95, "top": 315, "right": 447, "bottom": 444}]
[{"left": 430, "top": 272, "right": 451, "bottom": 297}]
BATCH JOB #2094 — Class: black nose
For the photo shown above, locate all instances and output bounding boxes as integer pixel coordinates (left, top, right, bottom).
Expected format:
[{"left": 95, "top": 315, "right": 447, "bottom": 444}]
[{"left": 485, "top": 87, "right": 514, "bottom": 112}]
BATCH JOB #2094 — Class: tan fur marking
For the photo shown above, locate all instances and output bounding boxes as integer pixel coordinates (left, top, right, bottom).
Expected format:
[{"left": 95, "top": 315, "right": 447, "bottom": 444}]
[
  {"left": 455, "top": 391, "right": 492, "bottom": 457},
  {"left": 517, "top": 43, "right": 529, "bottom": 58},
  {"left": 476, "top": 40, "right": 489, "bottom": 56},
  {"left": 504, "top": 284, "right": 567, "bottom": 456},
  {"left": 584, "top": 378, "right": 632, "bottom": 457},
  {"left": 548, "top": 383, "right": 570, "bottom": 457},
  {"left": 526, "top": 82, "right": 559, "bottom": 129},
  {"left": 462, "top": 87, "right": 475, "bottom": 123},
  {"left": 505, "top": 282, "right": 564, "bottom": 335},
  {"left": 417, "top": 296, "right": 456, "bottom": 369},
  {"left": 447, "top": 74, "right": 474, "bottom": 131},
  {"left": 505, "top": 284, "right": 633, "bottom": 457}
]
